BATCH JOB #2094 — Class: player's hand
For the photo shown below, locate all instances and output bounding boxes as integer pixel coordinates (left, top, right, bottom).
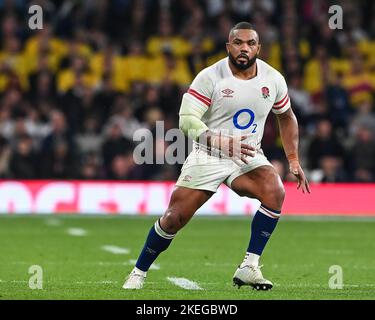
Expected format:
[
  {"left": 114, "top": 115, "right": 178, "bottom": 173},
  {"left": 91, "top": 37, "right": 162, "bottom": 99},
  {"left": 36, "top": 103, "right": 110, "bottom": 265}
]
[
  {"left": 211, "top": 134, "right": 255, "bottom": 164},
  {"left": 289, "top": 161, "right": 311, "bottom": 194}
]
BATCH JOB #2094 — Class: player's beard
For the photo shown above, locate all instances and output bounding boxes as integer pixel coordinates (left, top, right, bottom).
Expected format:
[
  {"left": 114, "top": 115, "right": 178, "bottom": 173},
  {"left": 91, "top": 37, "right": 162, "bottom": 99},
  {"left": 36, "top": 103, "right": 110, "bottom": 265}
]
[{"left": 228, "top": 52, "right": 257, "bottom": 70}]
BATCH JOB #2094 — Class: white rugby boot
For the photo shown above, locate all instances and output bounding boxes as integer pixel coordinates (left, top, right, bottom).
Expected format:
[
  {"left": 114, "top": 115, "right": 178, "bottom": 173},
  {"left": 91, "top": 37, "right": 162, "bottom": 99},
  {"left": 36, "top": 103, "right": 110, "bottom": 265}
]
[
  {"left": 122, "top": 268, "right": 146, "bottom": 289},
  {"left": 233, "top": 264, "right": 273, "bottom": 291}
]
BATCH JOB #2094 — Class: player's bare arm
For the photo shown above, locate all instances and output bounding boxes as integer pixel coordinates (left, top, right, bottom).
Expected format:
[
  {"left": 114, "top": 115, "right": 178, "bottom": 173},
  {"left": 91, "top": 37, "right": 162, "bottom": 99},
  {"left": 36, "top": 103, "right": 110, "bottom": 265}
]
[{"left": 276, "top": 108, "right": 311, "bottom": 193}]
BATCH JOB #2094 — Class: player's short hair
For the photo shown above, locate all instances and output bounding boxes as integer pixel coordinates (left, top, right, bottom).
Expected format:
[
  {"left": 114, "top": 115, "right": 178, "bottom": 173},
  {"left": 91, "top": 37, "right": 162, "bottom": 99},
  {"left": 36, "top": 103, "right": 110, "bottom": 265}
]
[{"left": 229, "top": 22, "right": 259, "bottom": 42}]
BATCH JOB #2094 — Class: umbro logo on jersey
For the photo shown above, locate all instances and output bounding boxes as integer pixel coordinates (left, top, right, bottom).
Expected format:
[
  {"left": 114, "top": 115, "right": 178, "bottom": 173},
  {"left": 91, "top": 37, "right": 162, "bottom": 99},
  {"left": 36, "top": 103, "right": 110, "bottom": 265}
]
[{"left": 222, "top": 88, "right": 234, "bottom": 97}]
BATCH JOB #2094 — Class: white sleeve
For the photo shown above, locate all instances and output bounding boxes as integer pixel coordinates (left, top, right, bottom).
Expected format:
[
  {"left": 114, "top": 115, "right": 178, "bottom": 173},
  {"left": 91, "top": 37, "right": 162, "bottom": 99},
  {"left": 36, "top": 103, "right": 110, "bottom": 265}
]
[
  {"left": 178, "top": 69, "right": 213, "bottom": 141},
  {"left": 272, "top": 75, "right": 291, "bottom": 114},
  {"left": 181, "top": 68, "right": 214, "bottom": 114},
  {"left": 178, "top": 97, "right": 209, "bottom": 141}
]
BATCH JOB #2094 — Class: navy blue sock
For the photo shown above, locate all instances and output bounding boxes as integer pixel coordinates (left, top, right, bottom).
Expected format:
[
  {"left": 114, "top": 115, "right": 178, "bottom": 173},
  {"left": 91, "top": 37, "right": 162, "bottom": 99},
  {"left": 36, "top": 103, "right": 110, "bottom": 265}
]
[
  {"left": 247, "top": 204, "right": 281, "bottom": 256},
  {"left": 135, "top": 219, "right": 175, "bottom": 272}
]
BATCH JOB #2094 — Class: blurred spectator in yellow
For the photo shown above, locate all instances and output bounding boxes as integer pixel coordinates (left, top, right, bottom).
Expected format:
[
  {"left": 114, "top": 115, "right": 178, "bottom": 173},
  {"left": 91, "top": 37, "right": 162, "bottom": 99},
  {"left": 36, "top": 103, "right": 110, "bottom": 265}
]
[
  {"left": 90, "top": 45, "right": 127, "bottom": 92},
  {"left": 57, "top": 54, "right": 97, "bottom": 93},
  {"left": 24, "top": 24, "right": 66, "bottom": 75},
  {"left": 0, "top": 36, "right": 29, "bottom": 91},
  {"left": 147, "top": 49, "right": 192, "bottom": 86},
  {"left": 342, "top": 52, "right": 374, "bottom": 107},
  {"left": 122, "top": 41, "right": 148, "bottom": 85},
  {"left": 146, "top": 12, "right": 191, "bottom": 58},
  {"left": 303, "top": 46, "right": 337, "bottom": 102}
]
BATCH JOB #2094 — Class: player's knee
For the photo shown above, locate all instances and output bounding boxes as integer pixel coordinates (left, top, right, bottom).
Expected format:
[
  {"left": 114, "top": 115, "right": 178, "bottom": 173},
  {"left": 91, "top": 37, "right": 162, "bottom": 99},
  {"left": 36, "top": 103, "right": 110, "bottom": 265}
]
[
  {"left": 160, "top": 210, "right": 185, "bottom": 234},
  {"left": 275, "top": 184, "right": 285, "bottom": 206},
  {"left": 272, "top": 184, "right": 285, "bottom": 208},
  {"left": 262, "top": 183, "right": 285, "bottom": 209}
]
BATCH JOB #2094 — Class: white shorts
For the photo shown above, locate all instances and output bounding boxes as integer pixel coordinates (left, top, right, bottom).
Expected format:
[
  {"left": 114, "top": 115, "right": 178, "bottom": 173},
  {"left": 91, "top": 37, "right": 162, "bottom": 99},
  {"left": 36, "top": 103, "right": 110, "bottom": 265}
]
[{"left": 175, "top": 146, "right": 273, "bottom": 193}]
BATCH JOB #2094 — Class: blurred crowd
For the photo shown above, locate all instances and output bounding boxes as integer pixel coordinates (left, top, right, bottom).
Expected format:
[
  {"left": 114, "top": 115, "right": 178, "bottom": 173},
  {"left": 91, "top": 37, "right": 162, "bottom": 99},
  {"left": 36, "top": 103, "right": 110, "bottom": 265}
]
[{"left": 0, "top": 0, "right": 375, "bottom": 182}]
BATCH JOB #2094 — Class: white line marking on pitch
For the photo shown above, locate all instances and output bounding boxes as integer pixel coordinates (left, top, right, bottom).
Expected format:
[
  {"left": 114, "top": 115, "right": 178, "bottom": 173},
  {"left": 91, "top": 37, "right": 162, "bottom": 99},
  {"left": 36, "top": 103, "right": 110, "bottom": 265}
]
[
  {"left": 45, "top": 218, "right": 62, "bottom": 226},
  {"left": 67, "top": 228, "right": 87, "bottom": 236},
  {"left": 167, "top": 277, "right": 203, "bottom": 290},
  {"left": 204, "top": 262, "right": 233, "bottom": 266},
  {"left": 75, "top": 280, "right": 118, "bottom": 284},
  {"left": 101, "top": 245, "right": 130, "bottom": 255},
  {"left": 128, "top": 259, "right": 160, "bottom": 270},
  {"left": 320, "top": 249, "right": 353, "bottom": 255},
  {"left": 273, "top": 283, "right": 375, "bottom": 288}
]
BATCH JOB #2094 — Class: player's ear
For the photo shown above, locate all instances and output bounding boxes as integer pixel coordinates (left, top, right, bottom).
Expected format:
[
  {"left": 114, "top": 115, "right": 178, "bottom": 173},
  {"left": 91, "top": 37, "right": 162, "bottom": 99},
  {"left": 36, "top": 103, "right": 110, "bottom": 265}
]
[
  {"left": 226, "top": 42, "right": 230, "bottom": 53},
  {"left": 257, "top": 43, "right": 261, "bottom": 55}
]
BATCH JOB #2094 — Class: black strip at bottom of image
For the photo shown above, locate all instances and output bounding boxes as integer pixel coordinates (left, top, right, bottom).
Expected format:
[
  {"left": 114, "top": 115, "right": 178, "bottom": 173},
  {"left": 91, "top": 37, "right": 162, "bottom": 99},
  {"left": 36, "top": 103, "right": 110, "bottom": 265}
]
[{"left": 0, "top": 300, "right": 373, "bottom": 318}]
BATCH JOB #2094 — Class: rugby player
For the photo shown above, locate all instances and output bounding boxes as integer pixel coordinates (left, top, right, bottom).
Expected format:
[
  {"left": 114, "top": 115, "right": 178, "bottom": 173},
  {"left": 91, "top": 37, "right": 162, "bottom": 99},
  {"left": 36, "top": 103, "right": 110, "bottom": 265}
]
[{"left": 123, "top": 22, "right": 310, "bottom": 291}]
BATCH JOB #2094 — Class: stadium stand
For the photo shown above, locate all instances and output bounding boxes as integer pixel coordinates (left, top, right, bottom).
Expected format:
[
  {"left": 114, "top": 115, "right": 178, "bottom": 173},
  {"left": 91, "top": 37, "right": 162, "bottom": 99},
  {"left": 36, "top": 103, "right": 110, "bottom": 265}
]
[{"left": 0, "top": 0, "right": 374, "bottom": 182}]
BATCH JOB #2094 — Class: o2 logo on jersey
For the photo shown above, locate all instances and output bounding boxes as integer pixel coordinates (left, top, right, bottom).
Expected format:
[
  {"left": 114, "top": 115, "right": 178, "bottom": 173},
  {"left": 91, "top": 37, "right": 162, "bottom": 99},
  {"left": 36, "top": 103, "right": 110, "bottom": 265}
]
[{"left": 233, "top": 108, "right": 257, "bottom": 133}]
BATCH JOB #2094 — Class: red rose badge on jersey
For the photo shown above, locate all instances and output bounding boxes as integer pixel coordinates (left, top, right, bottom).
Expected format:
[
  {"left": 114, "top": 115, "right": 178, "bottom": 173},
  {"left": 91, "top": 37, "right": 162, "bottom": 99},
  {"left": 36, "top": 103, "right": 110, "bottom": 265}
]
[{"left": 261, "top": 86, "right": 270, "bottom": 99}]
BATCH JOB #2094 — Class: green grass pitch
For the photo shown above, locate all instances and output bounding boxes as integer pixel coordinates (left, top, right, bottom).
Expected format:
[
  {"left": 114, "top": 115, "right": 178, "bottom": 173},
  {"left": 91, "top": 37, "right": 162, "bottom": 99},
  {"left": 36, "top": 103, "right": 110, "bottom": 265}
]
[{"left": 0, "top": 215, "right": 374, "bottom": 300}]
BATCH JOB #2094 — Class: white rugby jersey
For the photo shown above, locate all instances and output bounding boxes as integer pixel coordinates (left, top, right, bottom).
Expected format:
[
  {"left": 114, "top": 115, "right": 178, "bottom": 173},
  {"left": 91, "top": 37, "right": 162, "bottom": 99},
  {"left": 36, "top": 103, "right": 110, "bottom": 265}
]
[{"left": 182, "top": 57, "right": 291, "bottom": 150}]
